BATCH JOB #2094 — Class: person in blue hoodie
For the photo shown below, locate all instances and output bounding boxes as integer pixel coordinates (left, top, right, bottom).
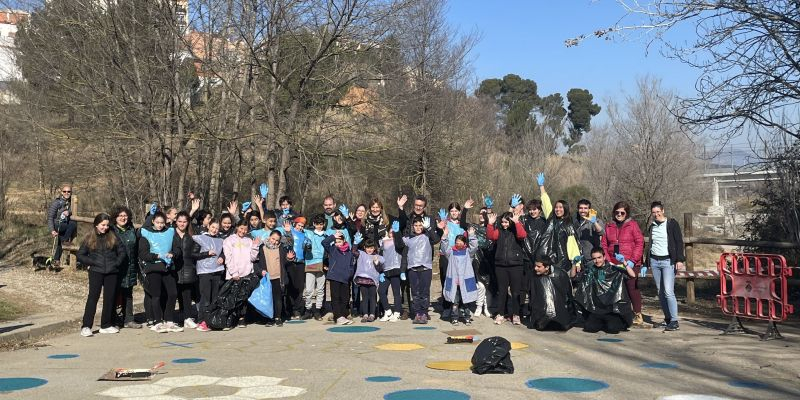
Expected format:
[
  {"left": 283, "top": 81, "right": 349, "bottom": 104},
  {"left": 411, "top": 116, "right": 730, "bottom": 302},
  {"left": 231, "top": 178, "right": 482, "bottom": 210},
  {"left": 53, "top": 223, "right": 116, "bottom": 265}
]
[
  {"left": 302, "top": 214, "right": 329, "bottom": 320},
  {"left": 284, "top": 216, "right": 307, "bottom": 320},
  {"left": 323, "top": 231, "right": 356, "bottom": 325}
]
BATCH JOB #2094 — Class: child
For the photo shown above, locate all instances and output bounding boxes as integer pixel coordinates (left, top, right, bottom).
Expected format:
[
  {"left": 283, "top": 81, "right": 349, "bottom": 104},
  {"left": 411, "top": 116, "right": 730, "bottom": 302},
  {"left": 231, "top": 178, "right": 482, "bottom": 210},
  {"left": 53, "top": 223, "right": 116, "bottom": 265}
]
[
  {"left": 256, "top": 230, "right": 297, "bottom": 327},
  {"left": 220, "top": 220, "right": 261, "bottom": 328},
  {"left": 574, "top": 247, "right": 635, "bottom": 334},
  {"left": 378, "top": 221, "right": 405, "bottom": 322},
  {"left": 191, "top": 219, "right": 224, "bottom": 332},
  {"left": 285, "top": 216, "right": 307, "bottom": 320},
  {"left": 322, "top": 231, "right": 356, "bottom": 325},
  {"left": 397, "top": 216, "right": 443, "bottom": 324},
  {"left": 303, "top": 214, "right": 329, "bottom": 320},
  {"left": 528, "top": 256, "right": 575, "bottom": 331},
  {"left": 441, "top": 226, "right": 479, "bottom": 326},
  {"left": 353, "top": 235, "right": 384, "bottom": 322}
]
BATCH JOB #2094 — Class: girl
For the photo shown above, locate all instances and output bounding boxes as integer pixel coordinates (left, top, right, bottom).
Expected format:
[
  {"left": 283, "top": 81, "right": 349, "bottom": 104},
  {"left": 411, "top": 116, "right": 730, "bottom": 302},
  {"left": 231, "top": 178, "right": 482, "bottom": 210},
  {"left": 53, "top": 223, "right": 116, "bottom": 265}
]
[
  {"left": 437, "top": 200, "right": 473, "bottom": 320},
  {"left": 174, "top": 211, "right": 199, "bottom": 329},
  {"left": 398, "top": 216, "right": 443, "bottom": 324},
  {"left": 602, "top": 201, "right": 645, "bottom": 326},
  {"left": 194, "top": 209, "right": 213, "bottom": 233},
  {"left": 191, "top": 219, "right": 225, "bottom": 332},
  {"left": 256, "top": 230, "right": 296, "bottom": 327},
  {"left": 110, "top": 206, "right": 140, "bottom": 329},
  {"left": 322, "top": 231, "right": 356, "bottom": 325},
  {"left": 220, "top": 220, "right": 261, "bottom": 328},
  {"left": 486, "top": 211, "right": 527, "bottom": 325},
  {"left": 353, "top": 236, "right": 384, "bottom": 322},
  {"left": 139, "top": 212, "right": 182, "bottom": 333},
  {"left": 218, "top": 213, "right": 236, "bottom": 239},
  {"left": 378, "top": 221, "right": 405, "bottom": 322},
  {"left": 78, "top": 213, "right": 125, "bottom": 337},
  {"left": 441, "top": 226, "right": 479, "bottom": 326}
]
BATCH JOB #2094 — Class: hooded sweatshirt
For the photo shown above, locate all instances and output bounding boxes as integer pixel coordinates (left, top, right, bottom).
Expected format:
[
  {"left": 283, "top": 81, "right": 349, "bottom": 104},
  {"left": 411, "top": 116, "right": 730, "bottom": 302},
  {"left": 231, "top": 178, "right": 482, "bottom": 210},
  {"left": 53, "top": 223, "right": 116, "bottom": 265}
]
[{"left": 222, "top": 234, "right": 259, "bottom": 280}]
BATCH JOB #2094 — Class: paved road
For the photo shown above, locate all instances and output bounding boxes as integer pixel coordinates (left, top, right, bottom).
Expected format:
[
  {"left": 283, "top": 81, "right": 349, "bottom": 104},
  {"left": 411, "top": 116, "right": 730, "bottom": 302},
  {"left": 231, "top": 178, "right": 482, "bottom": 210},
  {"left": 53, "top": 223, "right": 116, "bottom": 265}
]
[{"left": 1, "top": 312, "right": 799, "bottom": 400}]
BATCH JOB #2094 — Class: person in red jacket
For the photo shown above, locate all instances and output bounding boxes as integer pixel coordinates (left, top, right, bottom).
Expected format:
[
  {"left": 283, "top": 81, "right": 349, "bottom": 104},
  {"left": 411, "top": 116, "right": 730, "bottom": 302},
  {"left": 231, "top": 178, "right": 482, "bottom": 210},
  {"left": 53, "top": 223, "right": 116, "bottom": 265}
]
[
  {"left": 486, "top": 210, "right": 528, "bottom": 325},
  {"left": 601, "top": 201, "right": 645, "bottom": 327}
]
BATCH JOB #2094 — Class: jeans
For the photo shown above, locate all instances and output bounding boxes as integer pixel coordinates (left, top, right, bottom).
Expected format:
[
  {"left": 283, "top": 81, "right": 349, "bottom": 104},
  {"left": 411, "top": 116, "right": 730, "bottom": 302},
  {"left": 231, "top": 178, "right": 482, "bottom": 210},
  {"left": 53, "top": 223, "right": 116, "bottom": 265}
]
[
  {"left": 359, "top": 284, "right": 378, "bottom": 316},
  {"left": 408, "top": 268, "right": 432, "bottom": 316},
  {"left": 650, "top": 258, "right": 678, "bottom": 322},
  {"left": 378, "top": 275, "right": 402, "bottom": 313},
  {"left": 54, "top": 220, "right": 77, "bottom": 261}
]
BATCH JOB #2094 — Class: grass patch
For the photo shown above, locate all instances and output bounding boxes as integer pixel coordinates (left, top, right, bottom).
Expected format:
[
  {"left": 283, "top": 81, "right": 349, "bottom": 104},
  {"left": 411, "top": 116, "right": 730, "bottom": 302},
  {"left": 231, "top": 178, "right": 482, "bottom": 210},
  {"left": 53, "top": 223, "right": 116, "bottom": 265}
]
[{"left": 0, "top": 297, "right": 24, "bottom": 321}]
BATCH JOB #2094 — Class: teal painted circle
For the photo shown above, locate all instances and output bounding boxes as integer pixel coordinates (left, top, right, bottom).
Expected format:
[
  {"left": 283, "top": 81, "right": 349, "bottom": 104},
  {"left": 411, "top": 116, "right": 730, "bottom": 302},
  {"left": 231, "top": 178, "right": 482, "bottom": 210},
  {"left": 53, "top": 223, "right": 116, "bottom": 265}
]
[
  {"left": 597, "top": 338, "right": 623, "bottom": 343},
  {"left": 414, "top": 326, "right": 436, "bottom": 330},
  {"left": 286, "top": 320, "right": 306, "bottom": 324},
  {"left": 47, "top": 354, "right": 79, "bottom": 359},
  {"left": 172, "top": 358, "right": 206, "bottom": 364},
  {"left": 327, "top": 326, "right": 380, "bottom": 333},
  {"left": 0, "top": 378, "right": 48, "bottom": 392},
  {"left": 641, "top": 362, "right": 678, "bottom": 369},
  {"left": 526, "top": 377, "right": 609, "bottom": 393},
  {"left": 384, "top": 389, "right": 470, "bottom": 400},
  {"left": 366, "top": 376, "right": 401, "bottom": 383},
  {"left": 728, "top": 380, "right": 769, "bottom": 389}
]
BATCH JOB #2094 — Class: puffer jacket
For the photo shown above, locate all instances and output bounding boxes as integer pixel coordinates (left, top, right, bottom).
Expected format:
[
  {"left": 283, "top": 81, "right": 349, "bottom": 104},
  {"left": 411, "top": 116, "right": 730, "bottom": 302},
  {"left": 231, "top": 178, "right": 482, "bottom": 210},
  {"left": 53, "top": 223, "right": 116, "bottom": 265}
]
[
  {"left": 77, "top": 235, "right": 125, "bottom": 274},
  {"left": 112, "top": 225, "right": 138, "bottom": 287},
  {"left": 602, "top": 218, "right": 644, "bottom": 266},
  {"left": 487, "top": 221, "right": 527, "bottom": 267},
  {"left": 175, "top": 231, "right": 198, "bottom": 284},
  {"left": 46, "top": 196, "right": 71, "bottom": 232}
]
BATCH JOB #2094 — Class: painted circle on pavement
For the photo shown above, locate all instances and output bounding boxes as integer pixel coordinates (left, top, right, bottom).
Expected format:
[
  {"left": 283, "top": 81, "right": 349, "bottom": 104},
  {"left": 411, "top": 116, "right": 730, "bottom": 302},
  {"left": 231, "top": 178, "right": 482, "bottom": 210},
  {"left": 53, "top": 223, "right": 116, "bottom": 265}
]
[
  {"left": 365, "top": 376, "right": 401, "bottom": 383},
  {"left": 172, "top": 358, "right": 206, "bottom": 364},
  {"left": 384, "top": 389, "right": 470, "bottom": 400},
  {"left": 526, "top": 377, "right": 609, "bottom": 393},
  {"left": 596, "top": 338, "right": 623, "bottom": 343},
  {"left": 47, "top": 354, "right": 79, "bottom": 359},
  {"left": 414, "top": 326, "right": 436, "bottom": 330},
  {"left": 327, "top": 326, "right": 380, "bottom": 333},
  {"left": 728, "top": 380, "right": 770, "bottom": 389},
  {"left": 0, "top": 378, "right": 48, "bottom": 392},
  {"left": 641, "top": 362, "right": 678, "bottom": 369}
]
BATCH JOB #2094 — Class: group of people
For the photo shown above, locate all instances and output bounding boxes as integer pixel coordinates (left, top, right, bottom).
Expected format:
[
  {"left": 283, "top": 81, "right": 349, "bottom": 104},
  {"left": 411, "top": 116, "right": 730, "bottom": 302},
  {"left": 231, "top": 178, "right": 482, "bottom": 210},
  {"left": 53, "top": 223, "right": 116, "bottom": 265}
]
[{"left": 50, "top": 173, "right": 685, "bottom": 338}]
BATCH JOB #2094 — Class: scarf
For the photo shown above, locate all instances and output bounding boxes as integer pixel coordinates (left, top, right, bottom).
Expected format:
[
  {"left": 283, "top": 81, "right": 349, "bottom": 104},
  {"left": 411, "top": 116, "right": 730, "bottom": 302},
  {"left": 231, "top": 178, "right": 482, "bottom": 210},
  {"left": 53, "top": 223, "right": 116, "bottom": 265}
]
[{"left": 337, "top": 242, "right": 350, "bottom": 252}]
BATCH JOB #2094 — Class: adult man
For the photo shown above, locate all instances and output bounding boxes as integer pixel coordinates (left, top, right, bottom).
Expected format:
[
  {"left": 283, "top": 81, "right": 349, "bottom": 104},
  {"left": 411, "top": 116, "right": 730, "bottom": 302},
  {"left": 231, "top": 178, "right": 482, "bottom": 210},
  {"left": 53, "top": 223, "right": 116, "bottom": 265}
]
[
  {"left": 397, "top": 194, "right": 429, "bottom": 320},
  {"left": 574, "top": 199, "right": 604, "bottom": 262},
  {"left": 46, "top": 184, "right": 77, "bottom": 267},
  {"left": 322, "top": 195, "right": 337, "bottom": 229},
  {"left": 647, "top": 201, "right": 685, "bottom": 332}
]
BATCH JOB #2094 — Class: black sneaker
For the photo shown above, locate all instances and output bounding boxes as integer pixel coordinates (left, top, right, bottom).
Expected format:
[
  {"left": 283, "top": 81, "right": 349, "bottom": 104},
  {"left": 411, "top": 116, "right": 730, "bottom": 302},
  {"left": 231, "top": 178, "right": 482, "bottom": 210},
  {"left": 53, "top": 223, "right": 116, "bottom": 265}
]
[
  {"left": 313, "top": 309, "right": 322, "bottom": 321},
  {"left": 302, "top": 310, "right": 313, "bottom": 320},
  {"left": 237, "top": 318, "right": 247, "bottom": 328},
  {"left": 265, "top": 320, "right": 275, "bottom": 327},
  {"left": 664, "top": 321, "right": 680, "bottom": 331},
  {"left": 275, "top": 319, "right": 284, "bottom": 327},
  {"left": 654, "top": 319, "right": 671, "bottom": 329},
  {"left": 291, "top": 312, "right": 301, "bottom": 320}
]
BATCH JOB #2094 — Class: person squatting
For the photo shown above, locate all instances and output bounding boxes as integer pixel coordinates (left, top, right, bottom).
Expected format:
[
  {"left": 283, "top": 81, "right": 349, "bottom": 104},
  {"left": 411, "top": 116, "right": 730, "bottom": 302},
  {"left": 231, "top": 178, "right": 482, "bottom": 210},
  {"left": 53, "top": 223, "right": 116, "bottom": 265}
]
[{"left": 70, "top": 173, "right": 685, "bottom": 337}]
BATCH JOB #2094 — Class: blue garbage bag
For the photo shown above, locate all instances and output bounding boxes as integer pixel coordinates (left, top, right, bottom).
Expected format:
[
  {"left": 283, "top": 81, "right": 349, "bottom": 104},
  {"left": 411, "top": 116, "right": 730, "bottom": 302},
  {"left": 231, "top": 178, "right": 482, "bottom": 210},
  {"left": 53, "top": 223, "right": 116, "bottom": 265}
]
[{"left": 247, "top": 276, "right": 274, "bottom": 318}]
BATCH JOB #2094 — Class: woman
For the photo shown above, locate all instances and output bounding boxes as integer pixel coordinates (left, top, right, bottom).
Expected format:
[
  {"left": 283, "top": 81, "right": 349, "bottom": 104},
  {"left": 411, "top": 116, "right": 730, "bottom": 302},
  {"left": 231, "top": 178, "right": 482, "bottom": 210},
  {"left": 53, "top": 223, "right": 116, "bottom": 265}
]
[
  {"left": 139, "top": 212, "right": 182, "bottom": 333},
  {"left": 110, "top": 206, "right": 141, "bottom": 329},
  {"left": 77, "top": 213, "right": 125, "bottom": 337},
  {"left": 174, "top": 211, "right": 199, "bottom": 329},
  {"left": 541, "top": 200, "right": 581, "bottom": 273},
  {"left": 348, "top": 204, "right": 368, "bottom": 238},
  {"left": 363, "top": 199, "right": 389, "bottom": 244},
  {"left": 602, "top": 201, "right": 645, "bottom": 326},
  {"left": 486, "top": 211, "right": 527, "bottom": 325}
]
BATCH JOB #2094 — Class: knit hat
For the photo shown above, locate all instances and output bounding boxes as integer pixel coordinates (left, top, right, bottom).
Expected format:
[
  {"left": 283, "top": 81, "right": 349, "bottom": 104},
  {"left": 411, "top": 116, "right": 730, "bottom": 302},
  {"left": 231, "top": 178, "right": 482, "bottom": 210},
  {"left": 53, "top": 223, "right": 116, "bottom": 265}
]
[{"left": 293, "top": 216, "right": 307, "bottom": 225}]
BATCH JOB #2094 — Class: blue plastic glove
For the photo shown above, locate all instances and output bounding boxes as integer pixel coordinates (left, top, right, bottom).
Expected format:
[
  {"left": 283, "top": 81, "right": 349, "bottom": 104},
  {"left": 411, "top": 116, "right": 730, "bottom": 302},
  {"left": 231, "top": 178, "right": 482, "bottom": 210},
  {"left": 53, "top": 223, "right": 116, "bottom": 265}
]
[
  {"left": 259, "top": 183, "right": 268, "bottom": 198},
  {"left": 510, "top": 194, "right": 522, "bottom": 208},
  {"left": 391, "top": 220, "right": 400, "bottom": 233},
  {"left": 400, "top": 272, "right": 407, "bottom": 281},
  {"left": 589, "top": 215, "right": 597, "bottom": 224},
  {"left": 639, "top": 267, "right": 648, "bottom": 278},
  {"left": 484, "top": 195, "right": 494, "bottom": 209},
  {"left": 242, "top": 201, "right": 252, "bottom": 212},
  {"left": 379, "top": 273, "right": 385, "bottom": 283},
  {"left": 536, "top": 172, "right": 545, "bottom": 187},
  {"left": 614, "top": 253, "right": 625, "bottom": 263},
  {"left": 338, "top": 204, "right": 349, "bottom": 217},
  {"left": 149, "top": 203, "right": 158, "bottom": 215},
  {"left": 572, "top": 255, "right": 583, "bottom": 264},
  {"left": 438, "top": 208, "right": 447, "bottom": 221},
  {"left": 354, "top": 232, "right": 363, "bottom": 245},
  {"left": 282, "top": 208, "right": 290, "bottom": 215},
  {"left": 422, "top": 217, "right": 431, "bottom": 230},
  {"left": 626, "top": 260, "right": 635, "bottom": 268}
]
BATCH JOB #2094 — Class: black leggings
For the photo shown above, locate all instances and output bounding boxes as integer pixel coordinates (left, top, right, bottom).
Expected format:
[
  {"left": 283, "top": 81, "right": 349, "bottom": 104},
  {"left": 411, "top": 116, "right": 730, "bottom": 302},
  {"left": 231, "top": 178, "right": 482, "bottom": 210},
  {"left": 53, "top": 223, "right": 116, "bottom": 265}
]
[
  {"left": 145, "top": 271, "right": 178, "bottom": 323},
  {"left": 286, "top": 262, "right": 306, "bottom": 314},
  {"left": 584, "top": 313, "right": 627, "bottom": 334},
  {"left": 271, "top": 278, "right": 284, "bottom": 320},
  {"left": 495, "top": 265, "right": 523, "bottom": 317},
  {"left": 329, "top": 280, "right": 350, "bottom": 320},
  {"left": 177, "top": 283, "right": 196, "bottom": 321},
  {"left": 379, "top": 275, "right": 402, "bottom": 313},
  {"left": 359, "top": 284, "right": 378, "bottom": 316},
  {"left": 82, "top": 271, "right": 117, "bottom": 329},
  {"left": 198, "top": 272, "right": 223, "bottom": 323}
]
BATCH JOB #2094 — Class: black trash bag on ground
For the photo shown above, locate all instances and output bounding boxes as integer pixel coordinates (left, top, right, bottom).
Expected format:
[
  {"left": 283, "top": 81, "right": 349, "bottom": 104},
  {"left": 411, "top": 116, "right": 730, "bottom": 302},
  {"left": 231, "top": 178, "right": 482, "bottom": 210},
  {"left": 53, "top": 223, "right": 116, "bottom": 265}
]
[
  {"left": 471, "top": 336, "right": 514, "bottom": 375},
  {"left": 528, "top": 266, "right": 574, "bottom": 330},
  {"left": 206, "top": 274, "right": 260, "bottom": 330}
]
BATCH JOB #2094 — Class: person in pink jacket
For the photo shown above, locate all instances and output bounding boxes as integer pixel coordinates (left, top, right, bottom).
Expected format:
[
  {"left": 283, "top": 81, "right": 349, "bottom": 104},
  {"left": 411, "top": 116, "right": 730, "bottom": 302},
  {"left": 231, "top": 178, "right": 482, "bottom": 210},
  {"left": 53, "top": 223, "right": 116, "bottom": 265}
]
[
  {"left": 219, "top": 221, "right": 261, "bottom": 327},
  {"left": 601, "top": 201, "right": 645, "bottom": 327}
]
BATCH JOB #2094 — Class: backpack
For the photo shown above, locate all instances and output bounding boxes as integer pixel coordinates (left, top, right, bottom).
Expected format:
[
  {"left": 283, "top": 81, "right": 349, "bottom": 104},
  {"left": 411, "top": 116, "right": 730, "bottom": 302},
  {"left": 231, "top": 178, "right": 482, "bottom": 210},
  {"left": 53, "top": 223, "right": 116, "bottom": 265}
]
[{"left": 470, "top": 336, "right": 514, "bottom": 375}]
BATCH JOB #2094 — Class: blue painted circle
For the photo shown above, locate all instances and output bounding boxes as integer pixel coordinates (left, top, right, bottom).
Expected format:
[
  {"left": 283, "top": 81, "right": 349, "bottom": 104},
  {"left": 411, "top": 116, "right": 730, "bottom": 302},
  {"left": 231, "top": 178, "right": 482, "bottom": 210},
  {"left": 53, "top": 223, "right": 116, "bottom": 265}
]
[
  {"left": 728, "top": 380, "right": 769, "bottom": 389},
  {"left": 384, "top": 389, "right": 470, "bottom": 400},
  {"left": 47, "top": 354, "right": 79, "bottom": 359},
  {"left": 172, "top": 358, "right": 206, "bottom": 364},
  {"left": 414, "top": 326, "right": 437, "bottom": 330},
  {"left": 286, "top": 320, "right": 306, "bottom": 324},
  {"left": 327, "top": 326, "right": 380, "bottom": 333},
  {"left": 366, "top": 376, "right": 401, "bottom": 383},
  {"left": 0, "top": 378, "right": 48, "bottom": 392},
  {"left": 597, "top": 338, "right": 623, "bottom": 343},
  {"left": 641, "top": 362, "right": 678, "bottom": 369},
  {"left": 526, "top": 377, "right": 609, "bottom": 393}
]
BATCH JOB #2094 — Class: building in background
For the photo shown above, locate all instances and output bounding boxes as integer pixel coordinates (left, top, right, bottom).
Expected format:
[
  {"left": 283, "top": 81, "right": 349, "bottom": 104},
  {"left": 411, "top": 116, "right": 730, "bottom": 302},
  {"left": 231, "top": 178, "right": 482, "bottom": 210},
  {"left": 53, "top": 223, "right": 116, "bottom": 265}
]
[{"left": 0, "top": 10, "right": 28, "bottom": 103}]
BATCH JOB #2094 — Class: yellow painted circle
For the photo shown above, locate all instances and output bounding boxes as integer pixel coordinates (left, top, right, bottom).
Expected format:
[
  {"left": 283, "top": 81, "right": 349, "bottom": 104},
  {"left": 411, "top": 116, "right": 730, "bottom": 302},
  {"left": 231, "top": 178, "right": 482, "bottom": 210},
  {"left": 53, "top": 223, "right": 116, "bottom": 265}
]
[
  {"left": 425, "top": 360, "right": 472, "bottom": 371},
  {"left": 374, "top": 343, "right": 425, "bottom": 351},
  {"left": 510, "top": 342, "right": 529, "bottom": 350}
]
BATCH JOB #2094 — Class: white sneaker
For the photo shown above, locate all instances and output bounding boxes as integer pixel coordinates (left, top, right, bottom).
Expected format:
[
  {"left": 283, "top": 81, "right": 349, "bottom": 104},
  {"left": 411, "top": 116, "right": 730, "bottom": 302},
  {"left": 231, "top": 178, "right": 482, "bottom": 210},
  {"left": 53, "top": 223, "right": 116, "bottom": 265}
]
[
  {"left": 80, "top": 327, "right": 93, "bottom": 337},
  {"left": 166, "top": 322, "right": 184, "bottom": 332},
  {"left": 184, "top": 318, "right": 198, "bottom": 329},
  {"left": 99, "top": 326, "right": 119, "bottom": 334},
  {"left": 153, "top": 323, "right": 169, "bottom": 333},
  {"left": 336, "top": 317, "right": 349, "bottom": 325},
  {"left": 483, "top": 306, "right": 492, "bottom": 318},
  {"left": 379, "top": 311, "right": 392, "bottom": 322},
  {"left": 388, "top": 312, "right": 400, "bottom": 322},
  {"left": 473, "top": 307, "right": 482, "bottom": 318}
]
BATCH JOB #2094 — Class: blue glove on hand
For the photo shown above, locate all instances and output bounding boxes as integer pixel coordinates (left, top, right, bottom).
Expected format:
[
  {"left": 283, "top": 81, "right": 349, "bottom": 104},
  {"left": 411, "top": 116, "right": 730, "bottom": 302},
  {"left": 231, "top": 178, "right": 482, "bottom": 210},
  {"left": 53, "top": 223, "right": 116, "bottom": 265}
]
[
  {"left": 589, "top": 215, "right": 597, "bottom": 224},
  {"left": 536, "top": 172, "right": 545, "bottom": 187},
  {"left": 438, "top": 208, "right": 447, "bottom": 221},
  {"left": 626, "top": 260, "right": 635, "bottom": 269},
  {"left": 242, "top": 201, "right": 252, "bottom": 212},
  {"left": 510, "top": 194, "right": 522, "bottom": 208},
  {"left": 259, "top": 183, "right": 268, "bottom": 198},
  {"left": 400, "top": 272, "right": 407, "bottom": 281},
  {"left": 354, "top": 232, "right": 363, "bottom": 245},
  {"left": 639, "top": 267, "right": 648, "bottom": 277},
  {"left": 572, "top": 255, "right": 583, "bottom": 264},
  {"left": 379, "top": 273, "right": 385, "bottom": 283},
  {"left": 484, "top": 195, "right": 494, "bottom": 209},
  {"left": 283, "top": 208, "right": 290, "bottom": 215},
  {"left": 149, "top": 203, "right": 158, "bottom": 215},
  {"left": 614, "top": 253, "right": 625, "bottom": 263},
  {"left": 339, "top": 204, "right": 349, "bottom": 217},
  {"left": 391, "top": 220, "right": 400, "bottom": 233}
]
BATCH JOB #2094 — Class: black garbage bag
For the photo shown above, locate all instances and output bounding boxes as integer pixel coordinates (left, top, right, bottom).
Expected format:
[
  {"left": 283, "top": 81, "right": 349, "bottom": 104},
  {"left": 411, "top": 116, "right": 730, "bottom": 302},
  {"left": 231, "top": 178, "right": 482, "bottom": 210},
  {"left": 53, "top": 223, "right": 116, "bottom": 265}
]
[
  {"left": 528, "top": 266, "right": 574, "bottom": 330},
  {"left": 206, "top": 274, "right": 260, "bottom": 330},
  {"left": 471, "top": 336, "right": 514, "bottom": 375},
  {"left": 574, "top": 263, "right": 634, "bottom": 327}
]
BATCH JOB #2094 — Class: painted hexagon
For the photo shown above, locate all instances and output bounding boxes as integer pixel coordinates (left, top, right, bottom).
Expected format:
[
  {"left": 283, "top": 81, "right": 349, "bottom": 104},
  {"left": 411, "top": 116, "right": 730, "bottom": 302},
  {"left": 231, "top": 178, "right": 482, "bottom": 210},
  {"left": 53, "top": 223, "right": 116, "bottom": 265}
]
[
  {"left": 235, "top": 385, "right": 307, "bottom": 399},
  {"left": 217, "top": 376, "right": 285, "bottom": 388},
  {"left": 157, "top": 375, "right": 222, "bottom": 388},
  {"left": 98, "top": 384, "right": 172, "bottom": 398}
]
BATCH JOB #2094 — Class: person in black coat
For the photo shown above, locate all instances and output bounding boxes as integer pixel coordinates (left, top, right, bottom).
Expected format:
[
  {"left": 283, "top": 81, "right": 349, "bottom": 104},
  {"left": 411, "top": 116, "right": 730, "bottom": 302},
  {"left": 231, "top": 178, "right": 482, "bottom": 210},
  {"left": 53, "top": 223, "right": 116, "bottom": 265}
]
[
  {"left": 174, "top": 211, "right": 199, "bottom": 329},
  {"left": 77, "top": 213, "right": 125, "bottom": 337},
  {"left": 139, "top": 212, "right": 183, "bottom": 333}
]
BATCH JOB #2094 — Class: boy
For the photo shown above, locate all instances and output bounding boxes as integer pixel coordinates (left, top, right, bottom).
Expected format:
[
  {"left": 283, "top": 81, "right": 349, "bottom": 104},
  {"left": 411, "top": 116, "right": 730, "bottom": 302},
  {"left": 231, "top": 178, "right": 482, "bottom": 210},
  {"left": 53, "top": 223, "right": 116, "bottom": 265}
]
[
  {"left": 302, "top": 214, "right": 329, "bottom": 320},
  {"left": 574, "top": 247, "right": 635, "bottom": 334}
]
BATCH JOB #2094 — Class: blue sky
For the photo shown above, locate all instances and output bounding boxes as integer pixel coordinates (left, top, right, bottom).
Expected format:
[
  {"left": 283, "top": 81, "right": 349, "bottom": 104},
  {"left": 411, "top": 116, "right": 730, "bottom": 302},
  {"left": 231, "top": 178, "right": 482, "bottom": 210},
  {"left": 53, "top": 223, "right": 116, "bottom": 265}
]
[{"left": 446, "top": 1, "right": 700, "bottom": 108}]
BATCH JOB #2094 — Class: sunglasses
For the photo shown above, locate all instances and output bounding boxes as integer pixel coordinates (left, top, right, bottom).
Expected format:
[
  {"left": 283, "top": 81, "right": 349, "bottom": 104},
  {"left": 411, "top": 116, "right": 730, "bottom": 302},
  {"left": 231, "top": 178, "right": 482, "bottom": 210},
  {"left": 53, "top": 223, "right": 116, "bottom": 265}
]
[
  {"left": 615, "top": 211, "right": 626, "bottom": 216},
  {"left": 62, "top": 190, "right": 72, "bottom": 193}
]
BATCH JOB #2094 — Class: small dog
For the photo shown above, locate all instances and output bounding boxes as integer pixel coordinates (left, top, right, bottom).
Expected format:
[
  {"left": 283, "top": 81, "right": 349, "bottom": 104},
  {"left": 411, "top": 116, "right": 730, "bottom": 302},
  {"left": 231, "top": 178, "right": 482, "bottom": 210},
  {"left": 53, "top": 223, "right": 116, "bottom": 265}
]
[{"left": 31, "top": 252, "right": 49, "bottom": 271}]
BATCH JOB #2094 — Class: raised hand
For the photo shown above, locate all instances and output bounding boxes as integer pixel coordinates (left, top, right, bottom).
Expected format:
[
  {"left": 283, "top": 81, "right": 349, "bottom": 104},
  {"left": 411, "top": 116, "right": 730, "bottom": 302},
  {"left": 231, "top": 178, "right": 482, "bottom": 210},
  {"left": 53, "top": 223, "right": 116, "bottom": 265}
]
[
  {"left": 464, "top": 198, "right": 475, "bottom": 209},
  {"left": 242, "top": 201, "right": 252, "bottom": 212},
  {"left": 227, "top": 200, "right": 238, "bottom": 215},
  {"left": 468, "top": 226, "right": 476, "bottom": 236},
  {"left": 259, "top": 183, "right": 268, "bottom": 198},
  {"left": 252, "top": 194, "right": 262, "bottom": 207},
  {"left": 391, "top": 220, "right": 400, "bottom": 233},
  {"left": 191, "top": 198, "right": 201, "bottom": 212},
  {"left": 283, "top": 220, "right": 292, "bottom": 232},
  {"left": 438, "top": 208, "right": 447, "bottom": 221},
  {"left": 287, "top": 250, "right": 296, "bottom": 260},
  {"left": 437, "top": 219, "right": 447, "bottom": 230},
  {"left": 536, "top": 172, "right": 545, "bottom": 187},
  {"left": 149, "top": 202, "right": 158, "bottom": 215},
  {"left": 422, "top": 217, "right": 431, "bottom": 230},
  {"left": 338, "top": 204, "right": 349, "bottom": 217},
  {"left": 354, "top": 232, "right": 363, "bottom": 245},
  {"left": 483, "top": 195, "right": 494, "bottom": 209},
  {"left": 487, "top": 212, "right": 497, "bottom": 225},
  {"left": 397, "top": 194, "right": 407, "bottom": 209},
  {"left": 510, "top": 194, "right": 522, "bottom": 208}
]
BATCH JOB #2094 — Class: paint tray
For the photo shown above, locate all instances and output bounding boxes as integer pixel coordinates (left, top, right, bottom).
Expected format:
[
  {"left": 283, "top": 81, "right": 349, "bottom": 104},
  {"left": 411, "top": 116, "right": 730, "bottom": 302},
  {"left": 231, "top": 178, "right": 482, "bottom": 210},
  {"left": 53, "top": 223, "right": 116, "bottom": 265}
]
[{"left": 98, "top": 362, "right": 165, "bottom": 381}]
